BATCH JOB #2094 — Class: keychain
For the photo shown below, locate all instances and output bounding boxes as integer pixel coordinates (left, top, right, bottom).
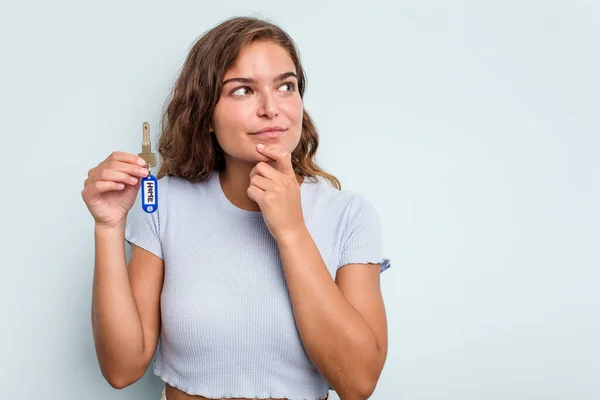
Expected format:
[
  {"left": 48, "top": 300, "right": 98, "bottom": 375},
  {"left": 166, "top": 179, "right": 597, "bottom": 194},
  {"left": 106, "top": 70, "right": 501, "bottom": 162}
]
[{"left": 138, "top": 122, "right": 158, "bottom": 213}]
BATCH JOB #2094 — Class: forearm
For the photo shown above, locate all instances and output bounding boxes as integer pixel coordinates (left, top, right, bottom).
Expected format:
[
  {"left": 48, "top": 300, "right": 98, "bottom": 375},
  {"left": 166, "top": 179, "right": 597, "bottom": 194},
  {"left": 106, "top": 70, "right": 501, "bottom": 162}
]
[
  {"left": 92, "top": 224, "right": 145, "bottom": 385},
  {"left": 276, "top": 227, "right": 382, "bottom": 399}
]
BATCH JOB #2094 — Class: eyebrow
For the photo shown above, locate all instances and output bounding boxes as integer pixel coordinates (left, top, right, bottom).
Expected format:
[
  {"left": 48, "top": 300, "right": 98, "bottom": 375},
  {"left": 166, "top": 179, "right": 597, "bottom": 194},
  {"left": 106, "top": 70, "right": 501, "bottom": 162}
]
[{"left": 222, "top": 72, "right": 297, "bottom": 86}]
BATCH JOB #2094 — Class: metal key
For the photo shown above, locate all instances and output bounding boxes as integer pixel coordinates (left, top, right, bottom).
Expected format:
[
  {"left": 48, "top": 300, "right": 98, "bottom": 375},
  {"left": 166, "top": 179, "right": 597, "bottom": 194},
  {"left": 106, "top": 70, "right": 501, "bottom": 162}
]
[{"left": 138, "top": 122, "right": 157, "bottom": 169}]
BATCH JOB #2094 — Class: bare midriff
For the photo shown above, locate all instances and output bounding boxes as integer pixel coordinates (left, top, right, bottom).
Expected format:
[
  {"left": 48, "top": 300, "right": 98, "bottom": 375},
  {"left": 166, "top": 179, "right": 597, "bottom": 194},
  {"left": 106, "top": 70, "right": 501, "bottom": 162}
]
[{"left": 165, "top": 383, "right": 329, "bottom": 400}]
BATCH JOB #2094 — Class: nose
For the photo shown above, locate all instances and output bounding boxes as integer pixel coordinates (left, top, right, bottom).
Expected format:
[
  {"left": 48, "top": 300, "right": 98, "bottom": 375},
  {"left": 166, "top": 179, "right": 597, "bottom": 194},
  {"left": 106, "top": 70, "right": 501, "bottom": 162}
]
[{"left": 257, "top": 91, "right": 279, "bottom": 119}]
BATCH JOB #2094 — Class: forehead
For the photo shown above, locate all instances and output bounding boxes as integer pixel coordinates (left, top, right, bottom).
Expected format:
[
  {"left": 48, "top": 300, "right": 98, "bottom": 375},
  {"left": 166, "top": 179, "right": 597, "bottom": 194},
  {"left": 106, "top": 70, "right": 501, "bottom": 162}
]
[{"left": 224, "top": 41, "right": 296, "bottom": 80}]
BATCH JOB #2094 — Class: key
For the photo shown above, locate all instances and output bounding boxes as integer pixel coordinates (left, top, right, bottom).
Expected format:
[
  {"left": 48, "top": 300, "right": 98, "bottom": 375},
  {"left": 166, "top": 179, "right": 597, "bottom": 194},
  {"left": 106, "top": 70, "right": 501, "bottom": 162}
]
[
  {"left": 138, "top": 122, "right": 157, "bottom": 169},
  {"left": 138, "top": 122, "right": 158, "bottom": 214}
]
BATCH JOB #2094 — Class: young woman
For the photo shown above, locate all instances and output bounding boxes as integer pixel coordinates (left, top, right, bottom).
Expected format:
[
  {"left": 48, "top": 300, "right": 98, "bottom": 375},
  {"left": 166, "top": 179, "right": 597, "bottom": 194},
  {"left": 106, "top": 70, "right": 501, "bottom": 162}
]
[{"left": 82, "top": 16, "right": 391, "bottom": 400}]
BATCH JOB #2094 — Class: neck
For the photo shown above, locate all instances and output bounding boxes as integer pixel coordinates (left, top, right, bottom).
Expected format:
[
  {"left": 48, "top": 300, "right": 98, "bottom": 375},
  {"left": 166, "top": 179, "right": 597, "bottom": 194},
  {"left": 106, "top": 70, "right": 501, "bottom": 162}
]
[{"left": 219, "top": 158, "right": 303, "bottom": 212}]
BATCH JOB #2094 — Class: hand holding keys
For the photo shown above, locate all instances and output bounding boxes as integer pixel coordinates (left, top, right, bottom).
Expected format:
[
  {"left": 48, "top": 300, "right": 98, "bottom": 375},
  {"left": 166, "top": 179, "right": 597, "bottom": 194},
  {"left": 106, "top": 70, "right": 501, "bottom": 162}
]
[{"left": 81, "top": 121, "right": 159, "bottom": 226}]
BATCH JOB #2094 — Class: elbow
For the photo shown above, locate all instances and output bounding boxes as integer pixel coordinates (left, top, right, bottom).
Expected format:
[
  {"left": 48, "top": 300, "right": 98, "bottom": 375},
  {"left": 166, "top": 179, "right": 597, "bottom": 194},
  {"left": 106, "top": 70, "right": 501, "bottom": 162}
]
[
  {"left": 95, "top": 349, "right": 149, "bottom": 389},
  {"left": 101, "top": 366, "right": 145, "bottom": 390},
  {"left": 357, "top": 343, "right": 386, "bottom": 398},
  {"left": 357, "top": 380, "right": 377, "bottom": 400},
  {"left": 352, "top": 362, "right": 383, "bottom": 399},
  {"left": 107, "top": 378, "right": 130, "bottom": 390},
  {"left": 347, "top": 379, "right": 376, "bottom": 400},
  {"left": 104, "top": 373, "right": 141, "bottom": 390},
  {"left": 335, "top": 376, "right": 378, "bottom": 400}
]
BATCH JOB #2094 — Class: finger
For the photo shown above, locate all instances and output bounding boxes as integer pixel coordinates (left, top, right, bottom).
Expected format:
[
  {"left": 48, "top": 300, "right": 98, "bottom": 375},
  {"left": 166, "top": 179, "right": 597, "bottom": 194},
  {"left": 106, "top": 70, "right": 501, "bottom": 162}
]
[
  {"left": 256, "top": 144, "right": 294, "bottom": 175},
  {"left": 246, "top": 185, "right": 264, "bottom": 203},
  {"left": 250, "top": 162, "right": 278, "bottom": 180},
  {"left": 249, "top": 174, "right": 277, "bottom": 191},
  {"left": 88, "top": 180, "right": 126, "bottom": 195},
  {"left": 105, "top": 151, "right": 147, "bottom": 167},
  {"left": 95, "top": 169, "right": 141, "bottom": 186},
  {"left": 101, "top": 160, "right": 150, "bottom": 178}
]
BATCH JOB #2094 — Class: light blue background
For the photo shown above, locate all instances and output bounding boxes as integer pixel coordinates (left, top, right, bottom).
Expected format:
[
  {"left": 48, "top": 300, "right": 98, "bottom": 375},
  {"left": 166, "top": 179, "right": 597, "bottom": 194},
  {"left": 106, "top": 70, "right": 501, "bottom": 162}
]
[{"left": 1, "top": 1, "right": 598, "bottom": 399}]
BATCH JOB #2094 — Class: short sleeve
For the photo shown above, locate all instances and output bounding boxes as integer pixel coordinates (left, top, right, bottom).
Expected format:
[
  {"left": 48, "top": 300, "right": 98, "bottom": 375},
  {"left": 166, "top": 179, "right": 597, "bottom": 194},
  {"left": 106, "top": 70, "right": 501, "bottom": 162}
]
[
  {"left": 338, "top": 194, "right": 391, "bottom": 273},
  {"left": 125, "top": 188, "right": 163, "bottom": 260}
]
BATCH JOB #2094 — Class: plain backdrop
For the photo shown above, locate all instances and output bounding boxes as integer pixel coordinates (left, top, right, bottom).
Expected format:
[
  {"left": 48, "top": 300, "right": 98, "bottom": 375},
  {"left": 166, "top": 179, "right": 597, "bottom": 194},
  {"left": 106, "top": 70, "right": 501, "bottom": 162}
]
[{"left": 1, "top": 1, "right": 599, "bottom": 399}]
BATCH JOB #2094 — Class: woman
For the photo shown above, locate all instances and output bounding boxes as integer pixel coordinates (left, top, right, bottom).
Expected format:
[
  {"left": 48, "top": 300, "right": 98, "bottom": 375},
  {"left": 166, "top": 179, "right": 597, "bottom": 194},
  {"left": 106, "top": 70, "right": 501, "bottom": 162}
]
[{"left": 82, "top": 16, "right": 391, "bottom": 400}]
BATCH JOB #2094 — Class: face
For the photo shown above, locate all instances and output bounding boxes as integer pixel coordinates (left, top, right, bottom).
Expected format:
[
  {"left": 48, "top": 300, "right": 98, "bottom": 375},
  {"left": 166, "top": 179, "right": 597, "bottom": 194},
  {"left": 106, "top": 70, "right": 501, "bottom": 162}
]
[{"left": 211, "top": 40, "right": 304, "bottom": 166}]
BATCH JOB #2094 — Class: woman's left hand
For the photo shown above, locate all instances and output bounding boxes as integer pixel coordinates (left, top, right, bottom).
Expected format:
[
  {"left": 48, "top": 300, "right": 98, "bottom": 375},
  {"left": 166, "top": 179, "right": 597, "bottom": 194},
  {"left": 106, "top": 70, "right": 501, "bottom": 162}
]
[{"left": 248, "top": 143, "right": 306, "bottom": 242}]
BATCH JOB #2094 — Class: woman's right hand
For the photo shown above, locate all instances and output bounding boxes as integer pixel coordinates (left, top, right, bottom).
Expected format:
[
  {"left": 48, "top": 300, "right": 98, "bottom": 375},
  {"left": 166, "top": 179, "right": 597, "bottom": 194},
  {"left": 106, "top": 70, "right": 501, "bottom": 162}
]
[{"left": 81, "top": 151, "right": 152, "bottom": 228}]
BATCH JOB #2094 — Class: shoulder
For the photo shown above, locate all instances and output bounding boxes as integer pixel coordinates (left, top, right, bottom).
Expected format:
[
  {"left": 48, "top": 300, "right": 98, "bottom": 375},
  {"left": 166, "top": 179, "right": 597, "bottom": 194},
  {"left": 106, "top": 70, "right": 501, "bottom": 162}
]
[
  {"left": 302, "top": 176, "right": 378, "bottom": 222},
  {"left": 156, "top": 174, "right": 191, "bottom": 189},
  {"left": 155, "top": 173, "right": 215, "bottom": 197},
  {"left": 302, "top": 175, "right": 351, "bottom": 202}
]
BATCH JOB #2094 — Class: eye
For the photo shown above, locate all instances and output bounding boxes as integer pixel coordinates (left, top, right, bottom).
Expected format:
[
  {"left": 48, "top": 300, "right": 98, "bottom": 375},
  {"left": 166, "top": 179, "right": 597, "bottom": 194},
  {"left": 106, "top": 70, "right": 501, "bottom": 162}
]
[
  {"left": 231, "top": 86, "right": 252, "bottom": 96},
  {"left": 278, "top": 82, "right": 296, "bottom": 92}
]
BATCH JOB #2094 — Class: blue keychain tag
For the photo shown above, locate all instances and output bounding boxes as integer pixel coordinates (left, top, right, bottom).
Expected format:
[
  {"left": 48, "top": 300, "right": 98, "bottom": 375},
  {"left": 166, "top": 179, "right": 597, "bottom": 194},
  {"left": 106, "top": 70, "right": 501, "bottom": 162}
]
[{"left": 141, "top": 171, "right": 158, "bottom": 213}]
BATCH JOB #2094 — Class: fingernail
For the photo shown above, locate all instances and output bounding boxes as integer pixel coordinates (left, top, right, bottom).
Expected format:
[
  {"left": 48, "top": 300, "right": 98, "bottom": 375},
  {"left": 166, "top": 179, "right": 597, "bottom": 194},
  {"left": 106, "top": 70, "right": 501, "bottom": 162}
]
[
  {"left": 256, "top": 143, "right": 265, "bottom": 150},
  {"left": 138, "top": 158, "right": 146, "bottom": 166}
]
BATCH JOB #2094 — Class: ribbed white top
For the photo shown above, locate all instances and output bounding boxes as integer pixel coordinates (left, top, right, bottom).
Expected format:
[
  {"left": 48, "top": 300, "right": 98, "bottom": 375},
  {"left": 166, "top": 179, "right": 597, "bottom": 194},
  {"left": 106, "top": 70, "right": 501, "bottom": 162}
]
[{"left": 125, "top": 171, "right": 390, "bottom": 400}]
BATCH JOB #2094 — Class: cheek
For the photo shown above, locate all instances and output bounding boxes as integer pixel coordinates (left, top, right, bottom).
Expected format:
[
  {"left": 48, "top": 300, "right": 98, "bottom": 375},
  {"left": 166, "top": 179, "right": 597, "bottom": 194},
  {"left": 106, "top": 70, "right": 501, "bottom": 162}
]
[
  {"left": 282, "top": 97, "right": 304, "bottom": 124},
  {"left": 233, "top": 105, "right": 255, "bottom": 126},
  {"left": 215, "top": 104, "right": 252, "bottom": 132},
  {"left": 212, "top": 104, "right": 255, "bottom": 157}
]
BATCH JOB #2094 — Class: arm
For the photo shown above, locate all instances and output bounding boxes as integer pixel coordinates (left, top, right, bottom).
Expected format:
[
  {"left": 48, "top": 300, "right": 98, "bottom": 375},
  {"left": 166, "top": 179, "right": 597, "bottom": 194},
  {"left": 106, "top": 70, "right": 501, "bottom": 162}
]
[
  {"left": 276, "top": 228, "right": 388, "bottom": 400},
  {"left": 246, "top": 145, "right": 388, "bottom": 398},
  {"left": 91, "top": 223, "right": 163, "bottom": 388}
]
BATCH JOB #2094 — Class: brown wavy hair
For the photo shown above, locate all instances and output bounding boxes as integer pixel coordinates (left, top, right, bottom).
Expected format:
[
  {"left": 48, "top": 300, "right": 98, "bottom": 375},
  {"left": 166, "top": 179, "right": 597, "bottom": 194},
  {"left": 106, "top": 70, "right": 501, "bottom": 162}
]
[{"left": 156, "top": 16, "right": 341, "bottom": 190}]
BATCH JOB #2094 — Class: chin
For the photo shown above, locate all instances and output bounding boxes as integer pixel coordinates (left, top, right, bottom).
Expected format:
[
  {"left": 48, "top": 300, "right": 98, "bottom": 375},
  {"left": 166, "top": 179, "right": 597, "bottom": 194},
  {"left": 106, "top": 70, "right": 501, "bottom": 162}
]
[{"left": 227, "top": 152, "right": 270, "bottom": 165}]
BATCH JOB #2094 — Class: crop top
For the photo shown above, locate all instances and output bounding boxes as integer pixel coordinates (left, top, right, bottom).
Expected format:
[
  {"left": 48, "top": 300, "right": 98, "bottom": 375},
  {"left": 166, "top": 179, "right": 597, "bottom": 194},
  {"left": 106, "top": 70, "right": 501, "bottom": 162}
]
[{"left": 125, "top": 170, "right": 391, "bottom": 399}]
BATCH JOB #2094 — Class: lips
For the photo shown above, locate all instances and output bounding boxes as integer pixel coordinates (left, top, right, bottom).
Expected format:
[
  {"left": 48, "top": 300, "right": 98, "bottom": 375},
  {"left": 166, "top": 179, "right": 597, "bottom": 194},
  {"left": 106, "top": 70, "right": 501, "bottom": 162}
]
[{"left": 251, "top": 126, "right": 286, "bottom": 139}]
